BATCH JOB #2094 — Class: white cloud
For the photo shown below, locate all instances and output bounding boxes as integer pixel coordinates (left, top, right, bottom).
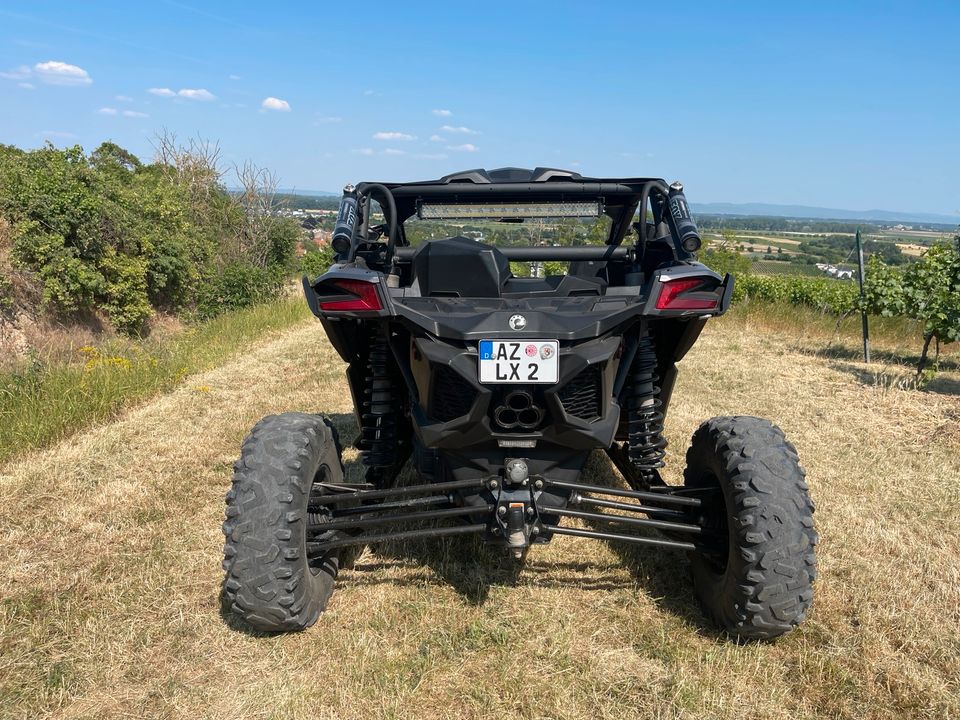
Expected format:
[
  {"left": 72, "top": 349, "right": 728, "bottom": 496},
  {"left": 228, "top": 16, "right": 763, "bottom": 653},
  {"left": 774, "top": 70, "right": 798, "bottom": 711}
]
[
  {"left": 353, "top": 148, "right": 375, "bottom": 156},
  {"left": 314, "top": 115, "right": 342, "bottom": 124},
  {"left": 447, "top": 143, "right": 479, "bottom": 152},
  {"left": 429, "top": 134, "right": 444, "bottom": 142},
  {"left": 383, "top": 148, "right": 406, "bottom": 156},
  {"left": 150, "top": 86, "right": 216, "bottom": 101},
  {"left": 18, "top": 82, "right": 35, "bottom": 90},
  {"left": 432, "top": 109, "right": 452, "bottom": 117},
  {"left": 363, "top": 89, "right": 375, "bottom": 96},
  {"left": 228, "top": 74, "right": 241, "bottom": 80},
  {"left": 123, "top": 110, "right": 149, "bottom": 118},
  {"left": 98, "top": 107, "right": 118, "bottom": 115},
  {"left": 440, "top": 125, "right": 479, "bottom": 135},
  {"left": 0, "top": 65, "right": 31, "bottom": 81},
  {"left": 373, "top": 131, "right": 415, "bottom": 141},
  {"left": 261, "top": 96, "right": 291, "bottom": 112},
  {"left": 34, "top": 60, "right": 92, "bottom": 86},
  {"left": 115, "top": 94, "right": 133, "bottom": 102},
  {"left": 178, "top": 88, "right": 216, "bottom": 101}
]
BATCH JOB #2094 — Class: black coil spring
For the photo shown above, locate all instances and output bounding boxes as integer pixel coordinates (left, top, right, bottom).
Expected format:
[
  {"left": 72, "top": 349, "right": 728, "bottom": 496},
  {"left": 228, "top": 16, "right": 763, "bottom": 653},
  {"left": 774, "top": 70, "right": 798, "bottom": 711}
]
[
  {"left": 358, "top": 325, "right": 401, "bottom": 468},
  {"left": 625, "top": 334, "right": 667, "bottom": 482}
]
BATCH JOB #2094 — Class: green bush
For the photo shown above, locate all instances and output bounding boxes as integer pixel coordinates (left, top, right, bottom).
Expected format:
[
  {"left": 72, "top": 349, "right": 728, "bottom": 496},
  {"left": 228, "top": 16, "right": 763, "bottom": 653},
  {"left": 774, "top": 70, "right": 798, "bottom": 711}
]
[
  {"left": 863, "top": 238, "right": 960, "bottom": 375},
  {"left": 195, "top": 262, "right": 286, "bottom": 320},
  {"left": 0, "top": 274, "right": 13, "bottom": 316},
  {"left": 299, "top": 244, "right": 335, "bottom": 281},
  {"left": 702, "top": 247, "right": 752, "bottom": 278},
  {"left": 735, "top": 274, "right": 859, "bottom": 313},
  {"left": 0, "top": 140, "right": 296, "bottom": 333}
]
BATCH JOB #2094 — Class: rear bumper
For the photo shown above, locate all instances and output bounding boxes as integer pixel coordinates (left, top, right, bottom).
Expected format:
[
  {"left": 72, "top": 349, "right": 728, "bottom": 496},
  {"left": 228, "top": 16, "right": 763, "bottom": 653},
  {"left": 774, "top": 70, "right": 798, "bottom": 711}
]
[{"left": 410, "top": 333, "right": 622, "bottom": 453}]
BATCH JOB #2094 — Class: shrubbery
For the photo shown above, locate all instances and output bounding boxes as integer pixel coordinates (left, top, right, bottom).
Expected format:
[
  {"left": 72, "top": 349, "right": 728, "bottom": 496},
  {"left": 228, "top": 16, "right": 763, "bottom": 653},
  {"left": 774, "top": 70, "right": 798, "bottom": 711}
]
[
  {"left": 194, "top": 262, "right": 287, "bottom": 320},
  {"left": 0, "top": 139, "right": 304, "bottom": 333},
  {"left": 733, "top": 274, "right": 860, "bottom": 313},
  {"left": 299, "top": 243, "right": 335, "bottom": 282},
  {"left": 718, "top": 235, "right": 960, "bottom": 379},
  {"left": 861, "top": 237, "right": 960, "bottom": 375}
]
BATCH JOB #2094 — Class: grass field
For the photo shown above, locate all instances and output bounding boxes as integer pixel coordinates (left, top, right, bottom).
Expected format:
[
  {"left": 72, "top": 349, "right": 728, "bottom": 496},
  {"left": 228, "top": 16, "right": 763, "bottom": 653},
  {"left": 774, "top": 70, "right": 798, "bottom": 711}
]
[
  {"left": 1, "top": 308, "right": 958, "bottom": 719},
  {"left": 0, "top": 296, "right": 312, "bottom": 465}
]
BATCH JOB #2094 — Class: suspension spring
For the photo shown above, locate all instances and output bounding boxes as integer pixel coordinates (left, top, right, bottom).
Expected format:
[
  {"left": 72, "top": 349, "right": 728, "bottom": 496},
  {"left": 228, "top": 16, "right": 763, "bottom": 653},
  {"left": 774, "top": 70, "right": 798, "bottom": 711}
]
[
  {"left": 625, "top": 333, "right": 667, "bottom": 483},
  {"left": 358, "top": 325, "right": 402, "bottom": 469}
]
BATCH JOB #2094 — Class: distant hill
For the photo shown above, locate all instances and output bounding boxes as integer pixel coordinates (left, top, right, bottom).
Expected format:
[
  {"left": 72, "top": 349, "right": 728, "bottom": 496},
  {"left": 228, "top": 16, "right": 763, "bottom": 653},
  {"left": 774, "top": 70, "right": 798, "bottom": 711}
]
[
  {"left": 693, "top": 202, "right": 959, "bottom": 227},
  {"left": 277, "top": 187, "right": 337, "bottom": 197}
]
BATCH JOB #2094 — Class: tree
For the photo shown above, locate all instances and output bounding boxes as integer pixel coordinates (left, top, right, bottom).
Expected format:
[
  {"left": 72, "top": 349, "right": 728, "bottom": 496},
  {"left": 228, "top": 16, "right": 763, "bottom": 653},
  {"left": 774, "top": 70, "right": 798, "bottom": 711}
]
[
  {"left": 701, "top": 231, "right": 751, "bottom": 277},
  {"left": 901, "top": 237, "right": 960, "bottom": 377},
  {"left": 719, "top": 228, "right": 738, "bottom": 249},
  {"left": 864, "top": 236, "right": 960, "bottom": 380}
]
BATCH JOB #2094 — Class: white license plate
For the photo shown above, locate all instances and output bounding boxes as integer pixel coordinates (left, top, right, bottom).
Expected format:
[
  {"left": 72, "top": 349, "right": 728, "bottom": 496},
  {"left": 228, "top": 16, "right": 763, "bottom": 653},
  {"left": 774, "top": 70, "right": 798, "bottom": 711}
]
[{"left": 478, "top": 340, "right": 559, "bottom": 384}]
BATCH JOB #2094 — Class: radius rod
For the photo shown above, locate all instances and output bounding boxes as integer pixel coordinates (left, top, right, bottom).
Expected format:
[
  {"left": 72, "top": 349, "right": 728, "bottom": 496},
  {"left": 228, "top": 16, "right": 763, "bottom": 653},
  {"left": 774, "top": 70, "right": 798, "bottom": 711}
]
[
  {"left": 571, "top": 494, "right": 688, "bottom": 521},
  {"left": 544, "top": 525, "right": 696, "bottom": 551},
  {"left": 308, "top": 523, "right": 485, "bottom": 553},
  {"left": 311, "top": 477, "right": 486, "bottom": 505},
  {"left": 547, "top": 506, "right": 703, "bottom": 534},
  {"left": 310, "top": 504, "right": 492, "bottom": 533},
  {"left": 545, "top": 479, "right": 702, "bottom": 507}
]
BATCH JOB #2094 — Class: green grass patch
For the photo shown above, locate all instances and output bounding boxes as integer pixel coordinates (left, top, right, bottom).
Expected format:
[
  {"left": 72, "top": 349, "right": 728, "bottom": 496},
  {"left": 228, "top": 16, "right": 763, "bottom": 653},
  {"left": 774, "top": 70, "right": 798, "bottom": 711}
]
[
  {"left": 0, "top": 295, "right": 311, "bottom": 466},
  {"left": 727, "top": 298, "right": 959, "bottom": 366}
]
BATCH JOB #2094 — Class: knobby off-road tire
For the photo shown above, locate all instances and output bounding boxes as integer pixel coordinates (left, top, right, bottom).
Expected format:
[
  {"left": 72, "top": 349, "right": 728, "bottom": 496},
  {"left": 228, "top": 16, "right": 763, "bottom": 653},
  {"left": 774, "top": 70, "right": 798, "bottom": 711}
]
[
  {"left": 684, "top": 416, "right": 818, "bottom": 641},
  {"left": 222, "top": 412, "right": 349, "bottom": 632}
]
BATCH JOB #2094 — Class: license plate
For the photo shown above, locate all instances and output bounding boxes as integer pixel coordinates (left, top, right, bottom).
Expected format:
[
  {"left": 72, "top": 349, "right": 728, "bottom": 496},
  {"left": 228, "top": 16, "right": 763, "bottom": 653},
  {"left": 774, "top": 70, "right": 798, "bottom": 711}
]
[{"left": 478, "top": 340, "right": 559, "bottom": 384}]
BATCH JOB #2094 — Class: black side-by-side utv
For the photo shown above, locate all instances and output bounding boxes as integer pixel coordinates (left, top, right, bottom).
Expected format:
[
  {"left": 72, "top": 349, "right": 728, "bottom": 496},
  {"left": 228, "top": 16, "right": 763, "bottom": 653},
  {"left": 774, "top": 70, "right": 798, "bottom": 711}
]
[{"left": 221, "top": 167, "right": 817, "bottom": 639}]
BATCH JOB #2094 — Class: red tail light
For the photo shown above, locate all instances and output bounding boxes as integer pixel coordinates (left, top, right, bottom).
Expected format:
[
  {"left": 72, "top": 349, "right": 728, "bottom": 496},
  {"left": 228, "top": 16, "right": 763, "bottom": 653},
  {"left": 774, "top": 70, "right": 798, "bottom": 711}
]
[
  {"left": 655, "top": 277, "right": 719, "bottom": 311},
  {"left": 318, "top": 279, "right": 383, "bottom": 312}
]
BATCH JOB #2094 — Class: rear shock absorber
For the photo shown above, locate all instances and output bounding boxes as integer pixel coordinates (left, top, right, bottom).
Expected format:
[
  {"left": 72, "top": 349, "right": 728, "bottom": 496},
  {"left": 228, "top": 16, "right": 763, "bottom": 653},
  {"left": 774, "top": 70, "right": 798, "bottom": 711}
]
[
  {"left": 358, "top": 325, "right": 406, "bottom": 478},
  {"left": 625, "top": 333, "right": 667, "bottom": 484}
]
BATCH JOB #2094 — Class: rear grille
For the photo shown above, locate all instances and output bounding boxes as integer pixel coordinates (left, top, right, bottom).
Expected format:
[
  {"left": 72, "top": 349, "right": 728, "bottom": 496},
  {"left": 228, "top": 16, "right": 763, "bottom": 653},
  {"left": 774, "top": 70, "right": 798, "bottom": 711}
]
[
  {"left": 430, "top": 365, "right": 477, "bottom": 422},
  {"left": 558, "top": 364, "right": 603, "bottom": 421}
]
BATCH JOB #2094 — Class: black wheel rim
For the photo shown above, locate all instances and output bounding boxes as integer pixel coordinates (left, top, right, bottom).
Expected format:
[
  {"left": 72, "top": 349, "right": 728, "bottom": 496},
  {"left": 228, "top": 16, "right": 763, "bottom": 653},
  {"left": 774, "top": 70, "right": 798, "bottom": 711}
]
[
  {"left": 305, "top": 462, "right": 337, "bottom": 573},
  {"left": 696, "top": 472, "right": 730, "bottom": 574}
]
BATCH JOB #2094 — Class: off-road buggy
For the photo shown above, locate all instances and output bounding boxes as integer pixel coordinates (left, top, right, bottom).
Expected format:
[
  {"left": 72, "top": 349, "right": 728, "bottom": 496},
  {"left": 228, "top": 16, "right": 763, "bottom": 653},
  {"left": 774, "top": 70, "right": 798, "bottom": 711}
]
[{"left": 222, "top": 168, "right": 817, "bottom": 640}]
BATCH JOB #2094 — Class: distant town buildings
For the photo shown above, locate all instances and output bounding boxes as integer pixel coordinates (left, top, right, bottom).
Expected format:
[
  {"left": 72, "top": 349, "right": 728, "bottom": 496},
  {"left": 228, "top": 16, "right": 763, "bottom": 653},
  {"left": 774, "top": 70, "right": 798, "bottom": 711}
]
[{"left": 814, "top": 263, "right": 854, "bottom": 280}]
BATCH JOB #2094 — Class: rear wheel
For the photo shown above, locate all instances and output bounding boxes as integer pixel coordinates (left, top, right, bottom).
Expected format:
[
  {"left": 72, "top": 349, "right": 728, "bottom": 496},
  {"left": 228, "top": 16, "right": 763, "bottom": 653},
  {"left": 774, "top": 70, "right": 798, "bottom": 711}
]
[
  {"left": 222, "top": 412, "right": 353, "bottom": 632},
  {"left": 684, "top": 416, "right": 818, "bottom": 640}
]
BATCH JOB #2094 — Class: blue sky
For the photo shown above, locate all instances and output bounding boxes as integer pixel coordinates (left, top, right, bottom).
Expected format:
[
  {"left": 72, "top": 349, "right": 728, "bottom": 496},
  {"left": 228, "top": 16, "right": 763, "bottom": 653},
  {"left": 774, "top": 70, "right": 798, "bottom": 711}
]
[{"left": 1, "top": 1, "right": 958, "bottom": 215}]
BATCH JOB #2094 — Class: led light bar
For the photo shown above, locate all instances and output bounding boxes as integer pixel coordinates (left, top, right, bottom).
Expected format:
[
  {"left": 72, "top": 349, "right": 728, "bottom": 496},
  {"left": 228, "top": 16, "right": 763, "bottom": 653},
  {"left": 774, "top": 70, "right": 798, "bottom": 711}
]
[
  {"left": 418, "top": 201, "right": 602, "bottom": 220},
  {"left": 497, "top": 439, "right": 537, "bottom": 448}
]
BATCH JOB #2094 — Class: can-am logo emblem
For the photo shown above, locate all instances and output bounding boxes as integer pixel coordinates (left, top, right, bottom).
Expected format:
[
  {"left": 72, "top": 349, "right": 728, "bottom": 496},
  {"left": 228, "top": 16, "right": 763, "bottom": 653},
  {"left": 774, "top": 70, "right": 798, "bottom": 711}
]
[{"left": 508, "top": 314, "right": 527, "bottom": 330}]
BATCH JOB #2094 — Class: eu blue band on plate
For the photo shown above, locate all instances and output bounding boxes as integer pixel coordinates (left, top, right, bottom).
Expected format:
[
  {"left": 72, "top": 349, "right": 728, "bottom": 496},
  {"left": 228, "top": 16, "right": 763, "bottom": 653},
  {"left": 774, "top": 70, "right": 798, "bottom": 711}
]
[{"left": 479, "top": 341, "right": 493, "bottom": 360}]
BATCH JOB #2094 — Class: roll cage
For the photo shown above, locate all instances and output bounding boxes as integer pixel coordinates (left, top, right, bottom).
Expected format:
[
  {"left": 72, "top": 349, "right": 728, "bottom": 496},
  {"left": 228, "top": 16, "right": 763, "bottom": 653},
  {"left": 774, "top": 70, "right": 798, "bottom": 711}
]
[{"left": 336, "top": 166, "right": 702, "bottom": 266}]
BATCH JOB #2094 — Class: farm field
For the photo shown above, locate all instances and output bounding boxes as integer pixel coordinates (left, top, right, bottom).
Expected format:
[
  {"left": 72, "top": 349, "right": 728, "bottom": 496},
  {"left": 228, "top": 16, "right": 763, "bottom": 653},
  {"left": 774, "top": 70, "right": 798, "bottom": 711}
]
[{"left": 1, "top": 309, "right": 959, "bottom": 719}]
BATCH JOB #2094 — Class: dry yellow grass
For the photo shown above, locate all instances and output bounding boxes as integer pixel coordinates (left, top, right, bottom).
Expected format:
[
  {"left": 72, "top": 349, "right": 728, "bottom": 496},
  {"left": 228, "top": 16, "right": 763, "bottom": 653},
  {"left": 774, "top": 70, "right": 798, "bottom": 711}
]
[
  {"left": 1, "top": 310, "right": 959, "bottom": 719},
  {"left": 896, "top": 244, "right": 928, "bottom": 257}
]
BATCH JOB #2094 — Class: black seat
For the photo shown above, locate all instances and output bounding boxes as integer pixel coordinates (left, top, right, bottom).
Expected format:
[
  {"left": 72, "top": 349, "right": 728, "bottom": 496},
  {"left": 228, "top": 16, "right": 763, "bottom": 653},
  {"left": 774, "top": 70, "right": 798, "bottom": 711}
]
[
  {"left": 411, "top": 236, "right": 510, "bottom": 298},
  {"left": 410, "top": 237, "right": 607, "bottom": 298}
]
